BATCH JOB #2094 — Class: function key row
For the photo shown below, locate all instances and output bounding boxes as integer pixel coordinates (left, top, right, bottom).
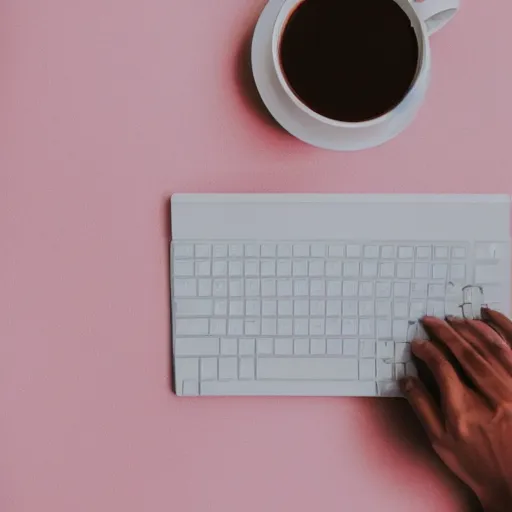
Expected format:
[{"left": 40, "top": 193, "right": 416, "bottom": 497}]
[{"left": 173, "top": 243, "right": 469, "bottom": 260}]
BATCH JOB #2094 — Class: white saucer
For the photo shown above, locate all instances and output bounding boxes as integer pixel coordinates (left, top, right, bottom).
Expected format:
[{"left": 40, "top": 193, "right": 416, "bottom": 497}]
[{"left": 250, "top": 0, "right": 417, "bottom": 151}]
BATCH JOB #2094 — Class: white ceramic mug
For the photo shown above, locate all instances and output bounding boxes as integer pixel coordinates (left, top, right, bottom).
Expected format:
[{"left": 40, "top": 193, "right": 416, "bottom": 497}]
[{"left": 271, "top": 0, "right": 460, "bottom": 151}]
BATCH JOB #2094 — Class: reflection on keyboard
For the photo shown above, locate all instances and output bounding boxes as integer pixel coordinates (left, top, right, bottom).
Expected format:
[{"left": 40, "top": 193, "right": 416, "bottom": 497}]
[{"left": 172, "top": 239, "right": 506, "bottom": 397}]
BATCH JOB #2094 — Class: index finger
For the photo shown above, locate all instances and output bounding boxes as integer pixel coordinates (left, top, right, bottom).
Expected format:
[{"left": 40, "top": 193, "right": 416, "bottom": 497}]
[{"left": 481, "top": 307, "right": 512, "bottom": 345}]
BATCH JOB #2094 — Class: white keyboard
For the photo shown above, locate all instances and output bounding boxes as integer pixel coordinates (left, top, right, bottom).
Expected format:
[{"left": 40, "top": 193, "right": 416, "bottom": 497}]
[{"left": 170, "top": 195, "right": 511, "bottom": 397}]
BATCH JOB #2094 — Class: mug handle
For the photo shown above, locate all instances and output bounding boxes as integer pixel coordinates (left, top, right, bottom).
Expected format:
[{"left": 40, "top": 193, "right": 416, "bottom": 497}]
[{"left": 411, "top": 0, "right": 460, "bottom": 35}]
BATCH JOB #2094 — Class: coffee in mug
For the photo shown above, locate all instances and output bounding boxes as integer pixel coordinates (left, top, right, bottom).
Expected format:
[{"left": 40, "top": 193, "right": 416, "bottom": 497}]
[{"left": 279, "top": 0, "right": 420, "bottom": 123}]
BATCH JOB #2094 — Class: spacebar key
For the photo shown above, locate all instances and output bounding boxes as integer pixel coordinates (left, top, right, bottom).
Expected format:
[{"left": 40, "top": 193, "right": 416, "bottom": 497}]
[{"left": 258, "top": 357, "right": 358, "bottom": 380}]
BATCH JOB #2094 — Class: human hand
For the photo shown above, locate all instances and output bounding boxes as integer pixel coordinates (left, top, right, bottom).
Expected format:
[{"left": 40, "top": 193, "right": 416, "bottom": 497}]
[{"left": 400, "top": 308, "right": 512, "bottom": 512}]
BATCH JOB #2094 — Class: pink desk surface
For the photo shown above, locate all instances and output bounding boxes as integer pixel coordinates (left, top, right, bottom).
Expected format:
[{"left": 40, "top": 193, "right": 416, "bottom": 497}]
[{"left": 0, "top": 1, "right": 509, "bottom": 510}]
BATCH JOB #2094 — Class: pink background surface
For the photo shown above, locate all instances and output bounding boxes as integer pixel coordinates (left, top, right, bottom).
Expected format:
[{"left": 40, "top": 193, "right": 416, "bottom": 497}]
[{"left": 1, "top": 1, "right": 509, "bottom": 510}]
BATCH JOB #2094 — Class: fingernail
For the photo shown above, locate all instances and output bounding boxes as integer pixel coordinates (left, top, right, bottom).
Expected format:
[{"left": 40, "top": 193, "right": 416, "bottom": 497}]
[
  {"left": 481, "top": 307, "right": 491, "bottom": 319},
  {"left": 400, "top": 377, "right": 415, "bottom": 393}
]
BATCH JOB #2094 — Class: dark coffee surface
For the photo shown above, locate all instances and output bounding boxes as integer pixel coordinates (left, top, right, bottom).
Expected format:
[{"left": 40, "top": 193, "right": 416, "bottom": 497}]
[{"left": 279, "top": 0, "right": 419, "bottom": 122}]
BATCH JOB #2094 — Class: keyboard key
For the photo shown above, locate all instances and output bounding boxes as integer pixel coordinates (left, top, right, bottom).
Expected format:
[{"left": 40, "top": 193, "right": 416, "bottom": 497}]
[
  {"left": 229, "top": 300, "right": 243, "bottom": 316},
  {"left": 310, "top": 300, "right": 325, "bottom": 316},
  {"left": 406, "top": 361, "right": 418, "bottom": 378},
  {"left": 432, "top": 264, "right": 448, "bottom": 279},
  {"left": 176, "top": 319, "right": 209, "bottom": 335},
  {"left": 261, "top": 279, "right": 277, "bottom": 297},
  {"left": 375, "top": 300, "right": 391, "bottom": 316},
  {"left": 394, "top": 363, "right": 406, "bottom": 380},
  {"left": 239, "top": 358, "right": 255, "bottom": 379},
  {"left": 326, "top": 300, "right": 341, "bottom": 316},
  {"left": 173, "top": 279, "right": 197, "bottom": 297},
  {"left": 228, "top": 319, "right": 244, "bottom": 336},
  {"left": 294, "top": 339, "right": 310, "bottom": 354},
  {"left": 344, "top": 262, "right": 360, "bottom": 277},
  {"left": 360, "top": 340, "right": 375, "bottom": 358},
  {"left": 392, "top": 320, "right": 408, "bottom": 340},
  {"left": 377, "top": 360, "right": 393, "bottom": 380},
  {"left": 229, "top": 244, "right": 243, "bottom": 257},
  {"left": 229, "top": 279, "right": 243, "bottom": 297},
  {"left": 328, "top": 244, "right": 345, "bottom": 257},
  {"left": 175, "top": 338, "right": 219, "bottom": 356},
  {"left": 294, "top": 318, "right": 309, "bottom": 335},
  {"left": 245, "top": 319, "right": 261, "bottom": 335},
  {"left": 326, "top": 318, "right": 342, "bottom": 335},
  {"left": 278, "top": 244, "right": 292, "bottom": 257},
  {"left": 411, "top": 281, "right": 428, "bottom": 298},
  {"left": 262, "top": 318, "right": 277, "bottom": 335},
  {"left": 416, "top": 246, "right": 431, "bottom": 259},
  {"left": 346, "top": 245, "right": 361, "bottom": 258},
  {"left": 244, "top": 244, "right": 260, "bottom": 258},
  {"left": 396, "top": 263, "right": 413, "bottom": 279},
  {"left": 310, "top": 279, "right": 326, "bottom": 296},
  {"left": 343, "top": 300, "right": 358, "bottom": 316},
  {"left": 450, "top": 264, "right": 466, "bottom": 281},
  {"left": 359, "top": 282, "right": 373, "bottom": 297},
  {"left": 310, "top": 319, "right": 325, "bottom": 335},
  {"left": 245, "top": 279, "right": 260, "bottom": 296},
  {"left": 342, "top": 319, "right": 358, "bottom": 336},
  {"left": 212, "top": 261, "right": 227, "bottom": 276},
  {"left": 343, "top": 281, "right": 358, "bottom": 297},
  {"left": 311, "top": 338, "right": 326, "bottom": 354},
  {"left": 476, "top": 243, "right": 505, "bottom": 260},
  {"left": 210, "top": 319, "right": 227, "bottom": 335},
  {"left": 376, "top": 282, "right": 391, "bottom": 298},
  {"left": 213, "top": 245, "right": 228, "bottom": 258},
  {"left": 381, "top": 245, "right": 396, "bottom": 258},
  {"left": 394, "top": 282, "right": 410, "bottom": 298},
  {"left": 214, "top": 300, "right": 228, "bottom": 316},
  {"left": 275, "top": 339, "right": 293, "bottom": 355},
  {"left": 359, "top": 319, "right": 375, "bottom": 336},
  {"left": 228, "top": 261, "right": 243, "bottom": 276},
  {"left": 380, "top": 262, "right": 395, "bottom": 278},
  {"left": 327, "top": 339, "right": 343, "bottom": 355},
  {"left": 343, "top": 339, "right": 359, "bottom": 356},
  {"left": 257, "top": 357, "right": 358, "bottom": 380},
  {"left": 325, "top": 261, "right": 342, "bottom": 277},
  {"left": 293, "top": 260, "right": 308, "bottom": 276},
  {"left": 182, "top": 380, "right": 199, "bottom": 396},
  {"left": 213, "top": 279, "right": 228, "bottom": 297},
  {"left": 219, "top": 357, "right": 238, "bottom": 379},
  {"left": 239, "top": 338, "right": 255, "bottom": 355},
  {"left": 262, "top": 300, "right": 276, "bottom": 316},
  {"left": 201, "top": 358, "right": 217, "bottom": 380},
  {"left": 245, "top": 260, "right": 260, "bottom": 276},
  {"left": 414, "top": 263, "right": 429, "bottom": 279},
  {"left": 377, "top": 381, "right": 400, "bottom": 397},
  {"left": 310, "top": 244, "right": 326, "bottom": 257},
  {"left": 174, "top": 244, "right": 194, "bottom": 258},
  {"left": 261, "top": 244, "right": 276, "bottom": 257},
  {"left": 452, "top": 247, "right": 466, "bottom": 259},
  {"left": 247, "top": 299, "right": 262, "bottom": 316},
  {"left": 278, "top": 299, "right": 293, "bottom": 316},
  {"left": 277, "top": 279, "right": 293, "bottom": 296},
  {"left": 309, "top": 260, "right": 324, "bottom": 276},
  {"left": 175, "top": 299, "right": 213, "bottom": 316},
  {"left": 277, "top": 260, "right": 292, "bottom": 277},
  {"left": 293, "top": 244, "right": 310, "bottom": 257},
  {"left": 376, "top": 319, "right": 392, "bottom": 338},
  {"left": 359, "top": 360, "right": 376, "bottom": 380},
  {"left": 377, "top": 341, "right": 394, "bottom": 359},
  {"left": 195, "top": 261, "right": 211, "bottom": 277},
  {"left": 195, "top": 244, "right": 211, "bottom": 258},
  {"left": 364, "top": 245, "right": 379, "bottom": 258},
  {"left": 294, "top": 280, "right": 309, "bottom": 296},
  {"left": 398, "top": 246, "right": 413, "bottom": 259},
  {"left": 174, "top": 261, "right": 194, "bottom": 277},
  {"left": 327, "top": 281, "right": 342, "bottom": 297},
  {"left": 294, "top": 300, "right": 309, "bottom": 316},
  {"left": 393, "top": 301, "right": 409, "bottom": 318},
  {"left": 278, "top": 319, "right": 293, "bottom": 335},
  {"left": 410, "top": 300, "right": 426, "bottom": 319},
  {"left": 428, "top": 284, "right": 445, "bottom": 298},
  {"left": 261, "top": 260, "right": 276, "bottom": 277},
  {"left": 359, "top": 300, "right": 374, "bottom": 316},
  {"left": 197, "top": 279, "right": 212, "bottom": 297},
  {"left": 475, "top": 265, "right": 501, "bottom": 283},
  {"left": 362, "top": 262, "right": 378, "bottom": 278},
  {"left": 395, "top": 343, "right": 410, "bottom": 363},
  {"left": 426, "top": 300, "right": 445, "bottom": 317},
  {"left": 221, "top": 338, "right": 237, "bottom": 355},
  {"left": 434, "top": 246, "right": 449, "bottom": 259},
  {"left": 257, "top": 338, "right": 273, "bottom": 355}
]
